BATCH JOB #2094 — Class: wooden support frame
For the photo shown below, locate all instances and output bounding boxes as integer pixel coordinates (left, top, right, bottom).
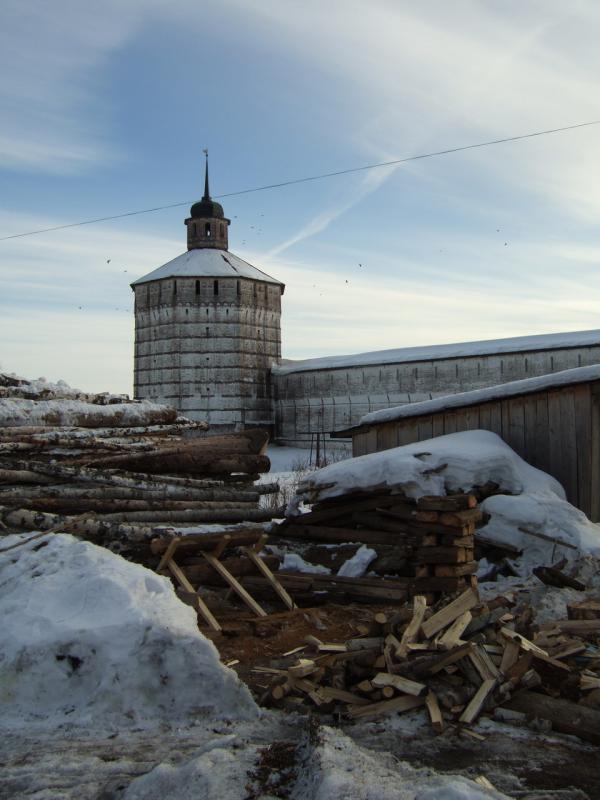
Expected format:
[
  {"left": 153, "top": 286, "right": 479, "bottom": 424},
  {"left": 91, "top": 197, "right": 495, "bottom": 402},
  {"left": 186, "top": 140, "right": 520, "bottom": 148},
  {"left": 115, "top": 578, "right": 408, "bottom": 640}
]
[{"left": 156, "top": 530, "right": 297, "bottom": 629}]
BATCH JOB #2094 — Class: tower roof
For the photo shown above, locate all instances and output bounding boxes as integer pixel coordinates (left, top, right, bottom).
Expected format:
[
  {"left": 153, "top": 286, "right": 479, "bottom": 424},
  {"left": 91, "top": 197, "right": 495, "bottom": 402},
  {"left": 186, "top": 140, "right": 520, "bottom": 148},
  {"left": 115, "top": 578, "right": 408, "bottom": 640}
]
[
  {"left": 131, "top": 248, "right": 285, "bottom": 288},
  {"left": 189, "top": 152, "right": 225, "bottom": 219}
]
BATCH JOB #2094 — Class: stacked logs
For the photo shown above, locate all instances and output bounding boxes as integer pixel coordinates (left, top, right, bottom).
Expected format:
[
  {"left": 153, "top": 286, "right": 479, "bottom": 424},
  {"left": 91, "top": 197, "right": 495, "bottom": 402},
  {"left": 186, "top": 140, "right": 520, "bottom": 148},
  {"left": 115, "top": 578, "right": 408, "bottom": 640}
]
[
  {"left": 0, "top": 417, "right": 279, "bottom": 559},
  {"left": 271, "top": 489, "right": 485, "bottom": 598}
]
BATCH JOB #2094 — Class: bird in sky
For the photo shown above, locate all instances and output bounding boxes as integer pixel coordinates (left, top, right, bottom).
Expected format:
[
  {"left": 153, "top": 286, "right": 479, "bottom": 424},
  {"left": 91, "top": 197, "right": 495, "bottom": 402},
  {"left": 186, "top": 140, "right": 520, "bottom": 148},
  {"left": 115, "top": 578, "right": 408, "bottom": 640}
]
[{"left": 106, "top": 259, "right": 111, "bottom": 263}]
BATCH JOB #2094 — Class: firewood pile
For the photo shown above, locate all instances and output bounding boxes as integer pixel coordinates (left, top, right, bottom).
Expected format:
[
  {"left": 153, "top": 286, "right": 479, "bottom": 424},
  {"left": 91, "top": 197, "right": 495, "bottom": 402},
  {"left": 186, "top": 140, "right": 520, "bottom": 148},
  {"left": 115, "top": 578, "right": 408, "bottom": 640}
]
[
  {"left": 272, "top": 489, "right": 509, "bottom": 598},
  {"left": 0, "top": 386, "right": 280, "bottom": 557},
  {"left": 258, "top": 587, "right": 600, "bottom": 744}
]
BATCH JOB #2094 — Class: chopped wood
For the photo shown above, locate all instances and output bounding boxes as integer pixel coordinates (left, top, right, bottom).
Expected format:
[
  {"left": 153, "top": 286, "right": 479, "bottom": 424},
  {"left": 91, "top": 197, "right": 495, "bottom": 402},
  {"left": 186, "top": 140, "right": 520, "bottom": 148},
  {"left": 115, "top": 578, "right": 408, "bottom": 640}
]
[
  {"left": 317, "top": 686, "right": 370, "bottom": 705},
  {"left": 437, "top": 611, "right": 472, "bottom": 650},
  {"left": 346, "top": 694, "right": 425, "bottom": 719},
  {"left": 459, "top": 678, "right": 496, "bottom": 725},
  {"left": 425, "top": 691, "right": 444, "bottom": 732},
  {"left": 371, "top": 672, "right": 426, "bottom": 696},
  {"left": 421, "top": 588, "right": 479, "bottom": 639},
  {"left": 288, "top": 659, "right": 319, "bottom": 678},
  {"left": 396, "top": 594, "right": 427, "bottom": 658}
]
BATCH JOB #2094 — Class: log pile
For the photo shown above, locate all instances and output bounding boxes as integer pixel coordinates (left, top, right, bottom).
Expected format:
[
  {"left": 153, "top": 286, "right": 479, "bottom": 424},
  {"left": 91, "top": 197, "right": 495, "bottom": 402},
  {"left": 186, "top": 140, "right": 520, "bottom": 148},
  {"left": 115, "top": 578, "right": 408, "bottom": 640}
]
[
  {"left": 273, "top": 489, "right": 492, "bottom": 597},
  {"left": 258, "top": 588, "right": 600, "bottom": 744},
  {"left": 0, "top": 407, "right": 279, "bottom": 558}
]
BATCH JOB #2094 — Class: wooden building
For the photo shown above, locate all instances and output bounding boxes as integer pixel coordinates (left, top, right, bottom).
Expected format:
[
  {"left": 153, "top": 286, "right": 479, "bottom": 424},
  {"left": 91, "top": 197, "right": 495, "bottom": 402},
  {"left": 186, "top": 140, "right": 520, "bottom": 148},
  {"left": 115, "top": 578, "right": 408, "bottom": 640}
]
[{"left": 333, "top": 365, "right": 600, "bottom": 521}]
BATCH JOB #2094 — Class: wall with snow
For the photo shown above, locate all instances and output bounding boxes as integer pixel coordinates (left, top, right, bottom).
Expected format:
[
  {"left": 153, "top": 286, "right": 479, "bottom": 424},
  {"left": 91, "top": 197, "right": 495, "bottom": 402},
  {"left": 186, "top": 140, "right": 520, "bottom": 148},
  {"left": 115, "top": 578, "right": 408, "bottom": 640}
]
[{"left": 272, "top": 340, "right": 600, "bottom": 447}]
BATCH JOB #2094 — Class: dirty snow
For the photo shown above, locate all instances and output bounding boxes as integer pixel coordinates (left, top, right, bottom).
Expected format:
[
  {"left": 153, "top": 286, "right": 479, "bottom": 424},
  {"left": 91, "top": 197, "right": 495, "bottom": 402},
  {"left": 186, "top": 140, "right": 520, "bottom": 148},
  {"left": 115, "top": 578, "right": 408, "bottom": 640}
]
[
  {"left": 293, "top": 430, "right": 600, "bottom": 573},
  {"left": 293, "top": 725, "right": 507, "bottom": 799},
  {"left": 0, "top": 533, "right": 257, "bottom": 728},
  {"left": 359, "top": 364, "right": 600, "bottom": 427}
]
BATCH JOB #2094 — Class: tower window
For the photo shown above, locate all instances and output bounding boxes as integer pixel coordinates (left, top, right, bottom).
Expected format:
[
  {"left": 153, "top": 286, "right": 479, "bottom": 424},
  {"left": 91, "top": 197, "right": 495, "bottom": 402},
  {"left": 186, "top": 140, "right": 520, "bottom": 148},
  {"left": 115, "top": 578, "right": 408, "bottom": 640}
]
[
  {"left": 205, "top": 222, "right": 211, "bottom": 237},
  {"left": 205, "top": 326, "right": 209, "bottom": 336},
  {"left": 237, "top": 280, "right": 240, "bottom": 296},
  {"left": 192, "top": 223, "right": 197, "bottom": 236},
  {"left": 213, "top": 280, "right": 219, "bottom": 296},
  {"left": 220, "top": 223, "right": 224, "bottom": 237},
  {"left": 173, "top": 280, "right": 177, "bottom": 295},
  {"left": 195, "top": 280, "right": 200, "bottom": 295}
]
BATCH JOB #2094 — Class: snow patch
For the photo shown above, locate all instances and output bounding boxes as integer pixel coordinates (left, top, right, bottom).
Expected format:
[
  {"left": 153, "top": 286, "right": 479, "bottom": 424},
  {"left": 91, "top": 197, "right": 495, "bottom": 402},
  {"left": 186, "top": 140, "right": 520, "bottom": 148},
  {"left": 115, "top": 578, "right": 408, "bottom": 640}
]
[
  {"left": 337, "top": 545, "right": 377, "bottom": 577},
  {"left": 282, "top": 553, "right": 331, "bottom": 575},
  {"left": 0, "top": 534, "right": 257, "bottom": 728}
]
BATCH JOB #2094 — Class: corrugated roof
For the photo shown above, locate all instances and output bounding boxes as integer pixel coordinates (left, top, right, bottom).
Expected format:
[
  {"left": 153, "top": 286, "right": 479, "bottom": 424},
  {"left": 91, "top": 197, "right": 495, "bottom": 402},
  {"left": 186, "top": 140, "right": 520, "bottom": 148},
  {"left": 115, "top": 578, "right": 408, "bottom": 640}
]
[
  {"left": 275, "top": 329, "right": 600, "bottom": 375},
  {"left": 131, "top": 248, "right": 284, "bottom": 288}
]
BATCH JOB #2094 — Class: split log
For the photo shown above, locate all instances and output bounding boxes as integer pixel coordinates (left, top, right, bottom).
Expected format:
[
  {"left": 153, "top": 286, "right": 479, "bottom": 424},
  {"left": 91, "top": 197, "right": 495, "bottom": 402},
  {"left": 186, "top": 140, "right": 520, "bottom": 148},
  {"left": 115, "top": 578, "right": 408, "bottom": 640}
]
[
  {"left": 272, "top": 522, "right": 416, "bottom": 547},
  {"left": 533, "top": 565, "right": 586, "bottom": 591}
]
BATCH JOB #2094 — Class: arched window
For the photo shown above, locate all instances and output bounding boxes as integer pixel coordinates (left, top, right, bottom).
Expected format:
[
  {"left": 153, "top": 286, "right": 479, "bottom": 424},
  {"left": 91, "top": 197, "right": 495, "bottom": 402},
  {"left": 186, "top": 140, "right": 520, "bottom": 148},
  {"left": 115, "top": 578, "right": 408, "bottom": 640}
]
[
  {"left": 205, "top": 222, "right": 211, "bottom": 237},
  {"left": 213, "top": 280, "right": 219, "bottom": 296},
  {"left": 195, "top": 280, "right": 200, "bottom": 295},
  {"left": 236, "top": 280, "right": 240, "bottom": 296},
  {"left": 173, "top": 280, "right": 177, "bottom": 295}
]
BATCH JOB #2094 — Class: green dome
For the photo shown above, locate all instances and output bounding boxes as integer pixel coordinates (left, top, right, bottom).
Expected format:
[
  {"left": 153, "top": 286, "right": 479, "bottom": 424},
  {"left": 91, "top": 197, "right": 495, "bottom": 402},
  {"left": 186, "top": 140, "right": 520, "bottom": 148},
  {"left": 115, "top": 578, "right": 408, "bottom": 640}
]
[{"left": 190, "top": 198, "right": 225, "bottom": 219}]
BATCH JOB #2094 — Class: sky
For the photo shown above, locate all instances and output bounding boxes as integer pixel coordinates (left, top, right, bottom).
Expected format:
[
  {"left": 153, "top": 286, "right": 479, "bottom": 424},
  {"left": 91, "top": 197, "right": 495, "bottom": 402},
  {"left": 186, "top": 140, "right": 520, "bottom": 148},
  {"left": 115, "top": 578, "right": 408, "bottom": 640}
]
[{"left": 2, "top": 0, "right": 600, "bottom": 394}]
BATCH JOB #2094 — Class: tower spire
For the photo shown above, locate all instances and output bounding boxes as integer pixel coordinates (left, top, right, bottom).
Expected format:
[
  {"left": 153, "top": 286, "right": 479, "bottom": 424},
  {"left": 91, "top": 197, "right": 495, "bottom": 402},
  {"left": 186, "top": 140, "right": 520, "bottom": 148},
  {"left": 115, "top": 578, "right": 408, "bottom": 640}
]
[{"left": 203, "top": 148, "right": 210, "bottom": 200}]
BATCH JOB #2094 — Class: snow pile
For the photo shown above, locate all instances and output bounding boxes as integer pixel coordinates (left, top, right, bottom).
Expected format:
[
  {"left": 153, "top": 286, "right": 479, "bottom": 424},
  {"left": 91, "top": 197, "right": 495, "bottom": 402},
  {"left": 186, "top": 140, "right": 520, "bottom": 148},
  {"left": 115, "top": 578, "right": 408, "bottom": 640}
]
[
  {"left": 0, "top": 372, "right": 129, "bottom": 402},
  {"left": 293, "top": 726, "right": 506, "bottom": 799},
  {"left": 293, "top": 431, "right": 600, "bottom": 572},
  {"left": 337, "top": 545, "right": 377, "bottom": 578},
  {"left": 0, "top": 397, "right": 179, "bottom": 428},
  {"left": 0, "top": 533, "right": 257, "bottom": 728}
]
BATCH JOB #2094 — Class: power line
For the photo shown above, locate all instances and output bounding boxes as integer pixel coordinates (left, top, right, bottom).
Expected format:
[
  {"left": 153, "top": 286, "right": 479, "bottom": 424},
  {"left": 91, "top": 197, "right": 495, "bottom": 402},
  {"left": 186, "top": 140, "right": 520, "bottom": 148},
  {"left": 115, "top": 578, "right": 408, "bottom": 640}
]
[{"left": 2, "top": 119, "right": 599, "bottom": 243}]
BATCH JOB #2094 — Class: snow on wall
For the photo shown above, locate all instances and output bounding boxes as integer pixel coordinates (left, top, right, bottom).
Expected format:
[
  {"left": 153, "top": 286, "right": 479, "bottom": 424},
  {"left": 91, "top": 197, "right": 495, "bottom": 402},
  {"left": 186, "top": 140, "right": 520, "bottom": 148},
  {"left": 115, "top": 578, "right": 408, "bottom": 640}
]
[
  {"left": 359, "top": 364, "right": 600, "bottom": 427},
  {"left": 0, "top": 534, "right": 257, "bottom": 728},
  {"left": 274, "top": 328, "right": 600, "bottom": 375}
]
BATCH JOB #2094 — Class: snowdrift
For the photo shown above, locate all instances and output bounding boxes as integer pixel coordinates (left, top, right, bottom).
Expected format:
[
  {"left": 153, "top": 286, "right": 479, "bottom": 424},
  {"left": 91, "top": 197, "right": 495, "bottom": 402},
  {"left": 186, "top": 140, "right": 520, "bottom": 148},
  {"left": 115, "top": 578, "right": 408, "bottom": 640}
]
[
  {"left": 0, "top": 534, "right": 257, "bottom": 727},
  {"left": 294, "top": 430, "right": 600, "bottom": 572}
]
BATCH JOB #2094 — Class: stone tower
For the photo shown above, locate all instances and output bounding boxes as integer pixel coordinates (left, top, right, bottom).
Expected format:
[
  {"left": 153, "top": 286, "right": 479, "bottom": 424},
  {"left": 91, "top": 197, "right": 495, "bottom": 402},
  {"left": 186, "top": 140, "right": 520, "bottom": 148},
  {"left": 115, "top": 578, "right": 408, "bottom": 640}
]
[{"left": 131, "top": 156, "right": 285, "bottom": 430}]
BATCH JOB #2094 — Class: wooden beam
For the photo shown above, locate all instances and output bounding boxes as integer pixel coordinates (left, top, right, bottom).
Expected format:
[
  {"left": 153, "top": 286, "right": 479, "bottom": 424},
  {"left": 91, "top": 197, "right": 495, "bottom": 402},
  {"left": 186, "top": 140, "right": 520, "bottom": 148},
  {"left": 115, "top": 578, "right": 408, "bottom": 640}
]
[
  {"left": 166, "top": 559, "right": 221, "bottom": 632},
  {"left": 242, "top": 545, "right": 297, "bottom": 611},
  {"left": 157, "top": 537, "right": 180, "bottom": 573},
  {"left": 202, "top": 552, "right": 268, "bottom": 617}
]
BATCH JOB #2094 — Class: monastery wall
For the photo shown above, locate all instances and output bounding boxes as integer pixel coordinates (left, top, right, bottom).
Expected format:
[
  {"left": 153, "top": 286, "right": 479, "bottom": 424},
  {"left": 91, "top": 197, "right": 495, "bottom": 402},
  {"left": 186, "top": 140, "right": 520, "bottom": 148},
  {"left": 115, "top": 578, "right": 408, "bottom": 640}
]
[{"left": 271, "top": 343, "right": 600, "bottom": 447}]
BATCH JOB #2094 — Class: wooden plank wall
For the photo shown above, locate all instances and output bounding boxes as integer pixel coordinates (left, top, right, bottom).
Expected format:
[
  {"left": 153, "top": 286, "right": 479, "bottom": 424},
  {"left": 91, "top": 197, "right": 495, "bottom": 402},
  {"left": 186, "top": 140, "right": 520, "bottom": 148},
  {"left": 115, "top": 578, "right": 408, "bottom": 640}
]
[{"left": 353, "top": 381, "right": 600, "bottom": 520}]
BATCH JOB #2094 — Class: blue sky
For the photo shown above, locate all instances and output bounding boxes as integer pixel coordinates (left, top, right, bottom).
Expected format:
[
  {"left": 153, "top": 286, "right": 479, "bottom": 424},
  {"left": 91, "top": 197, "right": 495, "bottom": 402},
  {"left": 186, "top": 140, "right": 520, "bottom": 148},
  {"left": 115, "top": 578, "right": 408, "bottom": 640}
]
[{"left": 2, "top": 0, "right": 600, "bottom": 393}]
